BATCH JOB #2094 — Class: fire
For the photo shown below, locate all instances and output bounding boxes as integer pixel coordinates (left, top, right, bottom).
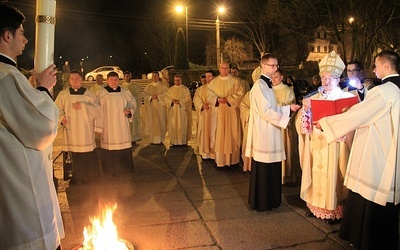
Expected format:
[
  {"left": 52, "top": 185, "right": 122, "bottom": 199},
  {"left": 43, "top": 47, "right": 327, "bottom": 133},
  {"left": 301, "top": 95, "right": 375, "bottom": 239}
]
[{"left": 80, "top": 204, "right": 129, "bottom": 250}]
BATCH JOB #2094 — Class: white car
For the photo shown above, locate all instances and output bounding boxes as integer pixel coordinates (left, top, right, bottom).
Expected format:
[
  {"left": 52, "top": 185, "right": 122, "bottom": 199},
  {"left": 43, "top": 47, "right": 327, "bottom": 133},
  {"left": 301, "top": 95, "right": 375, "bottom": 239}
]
[{"left": 85, "top": 66, "right": 124, "bottom": 81}]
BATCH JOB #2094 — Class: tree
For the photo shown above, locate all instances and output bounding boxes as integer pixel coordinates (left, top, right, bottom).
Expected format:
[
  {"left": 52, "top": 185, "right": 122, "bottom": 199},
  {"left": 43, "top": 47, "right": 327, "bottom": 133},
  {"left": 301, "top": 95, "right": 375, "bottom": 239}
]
[
  {"left": 222, "top": 36, "right": 252, "bottom": 66},
  {"left": 233, "top": 0, "right": 275, "bottom": 59},
  {"left": 174, "top": 28, "right": 189, "bottom": 70},
  {"left": 135, "top": 18, "right": 176, "bottom": 71}
]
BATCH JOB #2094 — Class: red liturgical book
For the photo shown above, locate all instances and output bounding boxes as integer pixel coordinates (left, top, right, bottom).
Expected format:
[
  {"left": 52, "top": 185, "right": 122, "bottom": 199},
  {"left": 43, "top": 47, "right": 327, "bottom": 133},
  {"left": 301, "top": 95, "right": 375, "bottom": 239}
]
[{"left": 311, "top": 96, "right": 359, "bottom": 121}]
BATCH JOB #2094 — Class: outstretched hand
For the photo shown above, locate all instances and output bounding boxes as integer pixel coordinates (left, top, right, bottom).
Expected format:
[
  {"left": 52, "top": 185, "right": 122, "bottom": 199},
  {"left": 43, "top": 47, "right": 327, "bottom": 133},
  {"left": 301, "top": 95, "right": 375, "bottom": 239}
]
[{"left": 32, "top": 64, "right": 57, "bottom": 90}]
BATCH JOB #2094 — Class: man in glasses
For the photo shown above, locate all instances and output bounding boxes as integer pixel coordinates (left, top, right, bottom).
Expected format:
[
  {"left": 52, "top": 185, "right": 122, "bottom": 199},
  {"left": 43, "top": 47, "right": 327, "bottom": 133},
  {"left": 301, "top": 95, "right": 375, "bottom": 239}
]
[
  {"left": 246, "top": 53, "right": 300, "bottom": 212},
  {"left": 344, "top": 60, "right": 374, "bottom": 101}
]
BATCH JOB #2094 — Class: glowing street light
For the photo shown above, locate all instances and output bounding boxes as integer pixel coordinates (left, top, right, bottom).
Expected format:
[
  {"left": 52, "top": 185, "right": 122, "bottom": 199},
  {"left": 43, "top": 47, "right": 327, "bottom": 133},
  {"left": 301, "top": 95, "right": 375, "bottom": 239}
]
[
  {"left": 216, "top": 6, "right": 225, "bottom": 68},
  {"left": 175, "top": 5, "right": 189, "bottom": 62}
]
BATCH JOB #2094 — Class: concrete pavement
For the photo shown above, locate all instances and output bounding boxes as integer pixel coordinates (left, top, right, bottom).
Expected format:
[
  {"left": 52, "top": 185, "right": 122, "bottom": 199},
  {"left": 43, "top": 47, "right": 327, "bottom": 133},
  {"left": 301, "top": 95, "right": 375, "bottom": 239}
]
[{"left": 53, "top": 112, "right": 353, "bottom": 250}]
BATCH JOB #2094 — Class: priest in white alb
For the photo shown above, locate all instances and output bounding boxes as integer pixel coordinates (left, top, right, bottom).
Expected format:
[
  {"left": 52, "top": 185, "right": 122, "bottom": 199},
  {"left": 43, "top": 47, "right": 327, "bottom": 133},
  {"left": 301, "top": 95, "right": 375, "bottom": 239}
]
[
  {"left": 165, "top": 74, "right": 192, "bottom": 146},
  {"left": 193, "top": 70, "right": 216, "bottom": 160},
  {"left": 144, "top": 71, "right": 169, "bottom": 144},
  {"left": 207, "top": 62, "right": 244, "bottom": 168}
]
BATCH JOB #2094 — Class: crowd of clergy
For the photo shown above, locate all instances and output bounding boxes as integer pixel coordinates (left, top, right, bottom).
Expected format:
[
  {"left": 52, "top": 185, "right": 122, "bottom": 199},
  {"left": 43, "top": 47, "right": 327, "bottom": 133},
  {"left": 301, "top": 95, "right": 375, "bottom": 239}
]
[{"left": 56, "top": 50, "right": 400, "bottom": 250}]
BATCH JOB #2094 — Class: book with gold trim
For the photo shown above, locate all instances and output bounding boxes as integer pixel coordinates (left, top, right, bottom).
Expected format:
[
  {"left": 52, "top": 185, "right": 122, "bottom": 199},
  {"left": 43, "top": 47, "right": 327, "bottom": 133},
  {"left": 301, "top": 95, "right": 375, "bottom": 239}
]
[{"left": 311, "top": 96, "right": 359, "bottom": 121}]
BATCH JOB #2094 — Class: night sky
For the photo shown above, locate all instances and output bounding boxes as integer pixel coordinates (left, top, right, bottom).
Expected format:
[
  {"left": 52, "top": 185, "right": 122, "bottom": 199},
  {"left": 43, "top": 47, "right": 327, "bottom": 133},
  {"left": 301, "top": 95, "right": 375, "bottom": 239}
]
[{"left": 7, "top": 0, "right": 237, "bottom": 75}]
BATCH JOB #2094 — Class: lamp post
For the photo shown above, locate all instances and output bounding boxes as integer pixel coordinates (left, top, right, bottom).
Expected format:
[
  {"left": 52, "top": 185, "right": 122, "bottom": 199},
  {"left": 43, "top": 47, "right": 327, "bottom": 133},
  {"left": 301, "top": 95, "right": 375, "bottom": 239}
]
[
  {"left": 216, "top": 7, "right": 225, "bottom": 68},
  {"left": 176, "top": 5, "right": 189, "bottom": 62}
]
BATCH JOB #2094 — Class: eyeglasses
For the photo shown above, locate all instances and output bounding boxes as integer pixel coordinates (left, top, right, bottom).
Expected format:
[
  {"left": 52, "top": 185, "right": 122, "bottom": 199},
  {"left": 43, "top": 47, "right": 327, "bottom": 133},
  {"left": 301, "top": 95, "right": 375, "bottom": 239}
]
[
  {"left": 264, "top": 64, "right": 279, "bottom": 68},
  {"left": 347, "top": 69, "right": 360, "bottom": 73}
]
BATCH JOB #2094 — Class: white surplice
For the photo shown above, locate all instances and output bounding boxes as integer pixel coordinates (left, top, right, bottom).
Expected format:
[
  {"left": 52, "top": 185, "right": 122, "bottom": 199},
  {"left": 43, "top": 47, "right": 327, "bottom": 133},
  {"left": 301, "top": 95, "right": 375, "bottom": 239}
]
[
  {"left": 320, "top": 82, "right": 400, "bottom": 206},
  {"left": 98, "top": 87, "right": 136, "bottom": 150},
  {"left": 0, "top": 61, "right": 64, "bottom": 249},
  {"left": 55, "top": 88, "right": 100, "bottom": 152}
]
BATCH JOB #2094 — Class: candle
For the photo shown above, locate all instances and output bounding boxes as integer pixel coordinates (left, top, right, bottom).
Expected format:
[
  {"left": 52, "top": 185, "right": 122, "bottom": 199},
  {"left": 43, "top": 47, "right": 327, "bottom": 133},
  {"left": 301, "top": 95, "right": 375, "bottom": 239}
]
[{"left": 34, "top": 0, "right": 56, "bottom": 73}]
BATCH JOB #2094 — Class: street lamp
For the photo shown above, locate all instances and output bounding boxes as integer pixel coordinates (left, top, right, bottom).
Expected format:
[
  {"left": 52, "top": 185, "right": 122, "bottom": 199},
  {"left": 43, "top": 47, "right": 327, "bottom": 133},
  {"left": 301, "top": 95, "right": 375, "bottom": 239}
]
[
  {"left": 175, "top": 5, "right": 189, "bottom": 62},
  {"left": 216, "top": 7, "right": 225, "bottom": 68}
]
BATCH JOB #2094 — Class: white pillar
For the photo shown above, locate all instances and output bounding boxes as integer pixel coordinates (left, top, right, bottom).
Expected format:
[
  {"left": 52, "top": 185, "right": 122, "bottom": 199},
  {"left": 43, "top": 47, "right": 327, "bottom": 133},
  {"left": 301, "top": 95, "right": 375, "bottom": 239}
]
[
  {"left": 34, "top": 0, "right": 56, "bottom": 74},
  {"left": 216, "top": 16, "right": 220, "bottom": 69}
]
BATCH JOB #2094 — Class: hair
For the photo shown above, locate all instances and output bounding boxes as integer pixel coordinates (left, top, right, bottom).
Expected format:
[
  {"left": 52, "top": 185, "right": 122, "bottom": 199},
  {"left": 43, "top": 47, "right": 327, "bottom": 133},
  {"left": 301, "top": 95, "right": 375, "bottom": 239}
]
[
  {"left": 174, "top": 74, "right": 182, "bottom": 79},
  {"left": 0, "top": 2, "right": 25, "bottom": 36},
  {"left": 200, "top": 74, "right": 206, "bottom": 79},
  {"left": 347, "top": 60, "right": 364, "bottom": 71},
  {"left": 260, "top": 53, "right": 277, "bottom": 64},
  {"left": 231, "top": 66, "right": 239, "bottom": 71},
  {"left": 107, "top": 71, "right": 118, "bottom": 78},
  {"left": 375, "top": 50, "right": 400, "bottom": 72},
  {"left": 69, "top": 69, "right": 81, "bottom": 76},
  {"left": 275, "top": 68, "right": 283, "bottom": 75},
  {"left": 205, "top": 69, "right": 216, "bottom": 77},
  {"left": 124, "top": 71, "right": 132, "bottom": 76},
  {"left": 287, "top": 76, "right": 295, "bottom": 82}
]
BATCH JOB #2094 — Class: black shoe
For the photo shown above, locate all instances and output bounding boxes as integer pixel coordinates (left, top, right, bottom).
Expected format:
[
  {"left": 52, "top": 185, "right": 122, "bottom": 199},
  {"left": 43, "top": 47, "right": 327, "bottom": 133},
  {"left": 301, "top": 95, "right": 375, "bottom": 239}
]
[
  {"left": 325, "top": 218, "right": 341, "bottom": 225},
  {"left": 256, "top": 207, "right": 272, "bottom": 212},
  {"left": 305, "top": 211, "right": 315, "bottom": 217}
]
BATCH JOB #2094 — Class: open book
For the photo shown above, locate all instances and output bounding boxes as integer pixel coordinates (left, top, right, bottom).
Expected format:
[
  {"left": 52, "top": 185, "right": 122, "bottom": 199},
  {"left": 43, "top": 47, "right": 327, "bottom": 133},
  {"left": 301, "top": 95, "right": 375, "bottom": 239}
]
[{"left": 311, "top": 96, "right": 359, "bottom": 121}]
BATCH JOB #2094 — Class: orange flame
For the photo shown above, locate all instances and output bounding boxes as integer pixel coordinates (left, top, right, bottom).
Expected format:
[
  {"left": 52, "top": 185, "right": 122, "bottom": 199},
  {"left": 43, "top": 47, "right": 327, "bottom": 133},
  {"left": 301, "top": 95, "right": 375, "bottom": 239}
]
[{"left": 81, "top": 204, "right": 128, "bottom": 250}]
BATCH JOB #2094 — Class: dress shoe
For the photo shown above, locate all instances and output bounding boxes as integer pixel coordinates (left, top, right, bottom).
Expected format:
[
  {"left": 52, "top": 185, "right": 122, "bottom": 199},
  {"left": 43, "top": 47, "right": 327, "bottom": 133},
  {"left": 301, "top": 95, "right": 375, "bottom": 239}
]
[
  {"left": 325, "top": 218, "right": 341, "bottom": 225},
  {"left": 305, "top": 211, "right": 315, "bottom": 217}
]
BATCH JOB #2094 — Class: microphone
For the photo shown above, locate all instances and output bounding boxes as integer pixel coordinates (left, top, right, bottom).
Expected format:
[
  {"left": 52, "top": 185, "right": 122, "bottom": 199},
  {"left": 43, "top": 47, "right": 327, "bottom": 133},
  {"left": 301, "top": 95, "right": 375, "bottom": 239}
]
[{"left": 304, "top": 86, "right": 324, "bottom": 98}]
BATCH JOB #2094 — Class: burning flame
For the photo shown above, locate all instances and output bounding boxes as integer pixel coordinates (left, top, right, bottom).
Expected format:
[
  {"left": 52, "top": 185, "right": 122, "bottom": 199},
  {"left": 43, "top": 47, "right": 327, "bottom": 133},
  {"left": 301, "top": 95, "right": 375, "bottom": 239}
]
[{"left": 81, "top": 204, "right": 128, "bottom": 250}]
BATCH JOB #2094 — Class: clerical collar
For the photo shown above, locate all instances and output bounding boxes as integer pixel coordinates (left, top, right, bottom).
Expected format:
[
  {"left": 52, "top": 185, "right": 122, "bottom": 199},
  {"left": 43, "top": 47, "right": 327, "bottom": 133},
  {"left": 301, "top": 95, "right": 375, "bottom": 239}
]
[
  {"left": 382, "top": 74, "right": 400, "bottom": 82},
  {"left": 105, "top": 85, "right": 121, "bottom": 92},
  {"left": 69, "top": 87, "right": 86, "bottom": 95},
  {"left": 0, "top": 53, "right": 17, "bottom": 67},
  {"left": 260, "top": 75, "right": 272, "bottom": 88}
]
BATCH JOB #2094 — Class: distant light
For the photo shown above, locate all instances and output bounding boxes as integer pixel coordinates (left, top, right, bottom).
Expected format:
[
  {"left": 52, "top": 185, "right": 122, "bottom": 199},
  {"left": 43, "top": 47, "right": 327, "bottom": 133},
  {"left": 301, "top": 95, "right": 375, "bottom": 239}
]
[
  {"left": 218, "top": 7, "right": 225, "bottom": 14},
  {"left": 144, "top": 52, "right": 147, "bottom": 55},
  {"left": 86, "top": 56, "right": 89, "bottom": 59},
  {"left": 81, "top": 58, "right": 84, "bottom": 61},
  {"left": 175, "top": 6, "right": 183, "bottom": 13},
  {"left": 348, "top": 17, "right": 355, "bottom": 24},
  {"left": 59, "top": 55, "right": 62, "bottom": 59},
  {"left": 110, "top": 55, "right": 113, "bottom": 58}
]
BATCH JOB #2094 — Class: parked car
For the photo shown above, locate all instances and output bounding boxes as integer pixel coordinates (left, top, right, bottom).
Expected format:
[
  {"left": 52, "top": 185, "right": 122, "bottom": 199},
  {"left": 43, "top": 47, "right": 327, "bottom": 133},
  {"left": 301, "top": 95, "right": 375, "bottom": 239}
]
[{"left": 85, "top": 66, "right": 123, "bottom": 81}]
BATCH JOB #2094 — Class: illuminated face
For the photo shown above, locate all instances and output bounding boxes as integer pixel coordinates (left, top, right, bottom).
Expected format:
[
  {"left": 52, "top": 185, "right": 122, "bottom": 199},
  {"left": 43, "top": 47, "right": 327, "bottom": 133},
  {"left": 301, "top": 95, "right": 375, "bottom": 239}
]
[
  {"left": 9, "top": 25, "right": 28, "bottom": 59},
  {"left": 107, "top": 76, "right": 119, "bottom": 89},
  {"left": 320, "top": 72, "right": 339, "bottom": 92},
  {"left": 69, "top": 73, "right": 82, "bottom": 89},
  {"left": 200, "top": 78, "right": 207, "bottom": 85},
  {"left": 174, "top": 76, "right": 182, "bottom": 86},
  {"left": 124, "top": 74, "right": 132, "bottom": 83},
  {"left": 96, "top": 75, "right": 104, "bottom": 85},
  {"left": 152, "top": 73, "right": 159, "bottom": 82},
  {"left": 261, "top": 58, "right": 279, "bottom": 77},
  {"left": 271, "top": 71, "right": 283, "bottom": 86},
  {"left": 219, "top": 63, "right": 230, "bottom": 77},
  {"left": 231, "top": 68, "right": 239, "bottom": 77},
  {"left": 347, "top": 64, "right": 363, "bottom": 79},
  {"left": 373, "top": 57, "right": 385, "bottom": 79},
  {"left": 205, "top": 73, "right": 214, "bottom": 83}
]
